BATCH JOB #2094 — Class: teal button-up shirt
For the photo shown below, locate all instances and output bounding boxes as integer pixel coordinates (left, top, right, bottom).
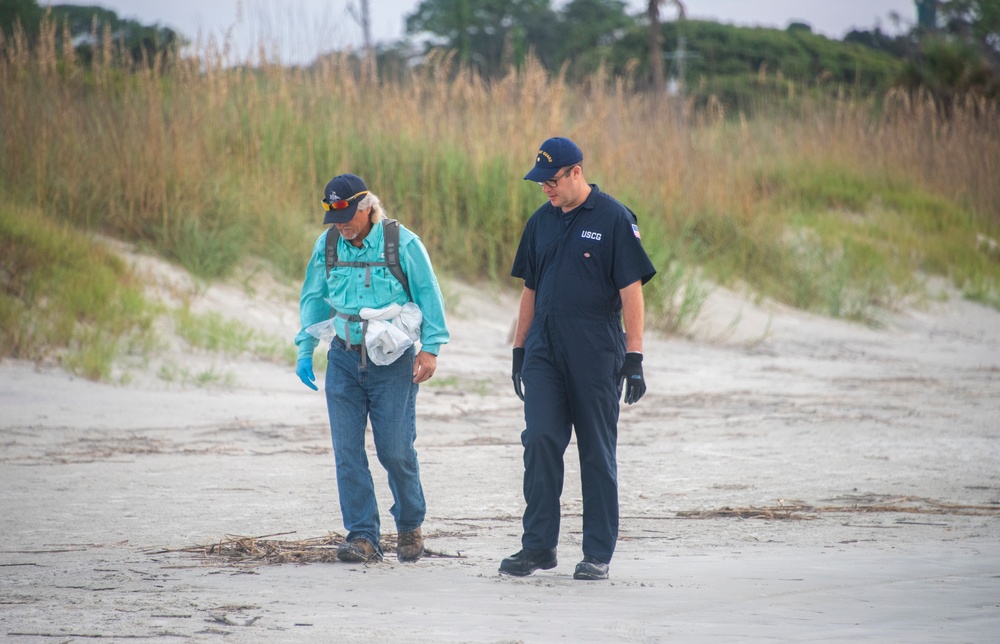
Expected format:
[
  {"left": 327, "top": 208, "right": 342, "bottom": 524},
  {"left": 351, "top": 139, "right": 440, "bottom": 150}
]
[{"left": 295, "top": 220, "right": 450, "bottom": 361}]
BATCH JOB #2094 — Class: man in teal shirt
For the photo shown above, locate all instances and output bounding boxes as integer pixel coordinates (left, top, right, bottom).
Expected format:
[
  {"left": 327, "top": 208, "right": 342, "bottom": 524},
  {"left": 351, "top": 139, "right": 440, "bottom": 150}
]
[{"left": 295, "top": 173, "right": 449, "bottom": 564}]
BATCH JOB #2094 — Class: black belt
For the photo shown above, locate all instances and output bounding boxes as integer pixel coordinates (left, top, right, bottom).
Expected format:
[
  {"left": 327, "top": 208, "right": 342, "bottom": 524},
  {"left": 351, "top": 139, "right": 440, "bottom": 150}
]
[{"left": 334, "top": 337, "right": 363, "bottom": 353}]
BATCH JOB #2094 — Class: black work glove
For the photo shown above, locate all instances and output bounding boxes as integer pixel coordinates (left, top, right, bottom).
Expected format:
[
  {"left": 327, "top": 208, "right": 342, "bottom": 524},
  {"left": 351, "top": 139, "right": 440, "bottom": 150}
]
[
  {"left": 512, "top": 347, "right": 525, "bottom": 401},
  {"left": 619, "top": 352, "right": 646, "bottom": 405}
]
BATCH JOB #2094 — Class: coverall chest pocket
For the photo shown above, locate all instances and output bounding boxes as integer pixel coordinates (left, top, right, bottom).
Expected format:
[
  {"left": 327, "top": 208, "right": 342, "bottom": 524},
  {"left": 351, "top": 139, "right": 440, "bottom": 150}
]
[{"left": 576, "top": 242, "right": 606, "bottom": 278}]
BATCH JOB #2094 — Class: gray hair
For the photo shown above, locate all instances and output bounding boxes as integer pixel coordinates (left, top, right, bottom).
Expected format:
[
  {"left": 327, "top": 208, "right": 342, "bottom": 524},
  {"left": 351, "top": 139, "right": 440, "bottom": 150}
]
[{"left": 357, "top": 192, "right": 385, "bottom": 223}]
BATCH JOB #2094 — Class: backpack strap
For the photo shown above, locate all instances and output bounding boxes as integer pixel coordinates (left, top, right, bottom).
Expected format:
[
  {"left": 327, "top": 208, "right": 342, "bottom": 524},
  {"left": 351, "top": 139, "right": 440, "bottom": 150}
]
[
  {"left": 382, "top": 219, "right": 411, "bottom": 299},
  {"left": 324, "top": 228, "right": 339, "bottom": 277},
  {"left": 325, "top": 220, "right": 411, "bottom": 299}
]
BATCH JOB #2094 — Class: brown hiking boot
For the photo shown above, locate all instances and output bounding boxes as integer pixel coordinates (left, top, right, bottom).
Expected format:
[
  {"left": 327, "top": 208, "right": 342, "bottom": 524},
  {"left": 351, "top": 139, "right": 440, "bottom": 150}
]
[
  {"left": 337, "top": 538, "right": 381, "bottom": 563},
  {"left": 396, "top": 528, "right": 424, "bottom": 563}
]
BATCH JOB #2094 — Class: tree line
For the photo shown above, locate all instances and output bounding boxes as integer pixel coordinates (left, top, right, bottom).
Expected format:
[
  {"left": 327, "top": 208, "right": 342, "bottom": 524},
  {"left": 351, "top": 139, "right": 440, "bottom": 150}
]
[
  {"left": 0, "top": 0, "right": 181, "bottom": 66},
  {"left": 395, "top": 0, "right": 1000, "bottom": 106},
  {"left": 2, "top": 0, "right": 998, "bottom": 108}
]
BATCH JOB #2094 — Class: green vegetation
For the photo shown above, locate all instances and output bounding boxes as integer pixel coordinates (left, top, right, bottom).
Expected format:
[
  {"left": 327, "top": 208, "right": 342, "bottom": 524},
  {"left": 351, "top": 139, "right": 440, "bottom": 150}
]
[
  {"left": 0, "top": 201, "right": 155, "bottom": 379},
  {"left": 2, "top": 8, "right": 999, "bottom": 380},
  {"left": 1, "top": 0, "right": 182, "bottom": 66},
  {"left": 609, "top": 19, "right": 905, "bottom": 110},
  {"left": 173, "top": 305, "right": 296, "bottom": 364},
  {"left": 425, "top": 375, "right": 492, "bottom": 396},
  {"left": 157, "top": 362, "right": 236, "bottom": 388}
]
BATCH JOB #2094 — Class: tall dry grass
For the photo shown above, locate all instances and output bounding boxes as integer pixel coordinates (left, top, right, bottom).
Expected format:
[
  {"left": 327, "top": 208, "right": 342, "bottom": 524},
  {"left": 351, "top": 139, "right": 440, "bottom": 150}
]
[{"left": 2, "top": 17, "right": 999, "bottom": 329}]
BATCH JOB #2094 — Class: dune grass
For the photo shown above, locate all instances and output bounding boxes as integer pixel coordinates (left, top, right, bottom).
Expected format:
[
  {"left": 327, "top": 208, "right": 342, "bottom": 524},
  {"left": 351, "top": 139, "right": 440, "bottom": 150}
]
[
  {"left": 2, "top": 19, "right": 999, "bottom": 379},
  {"left": 0, "top": 201, "right": 156, "bottom": 379},
  {"left": 173, "top": 305, "right": 296, "bottom": 364}
]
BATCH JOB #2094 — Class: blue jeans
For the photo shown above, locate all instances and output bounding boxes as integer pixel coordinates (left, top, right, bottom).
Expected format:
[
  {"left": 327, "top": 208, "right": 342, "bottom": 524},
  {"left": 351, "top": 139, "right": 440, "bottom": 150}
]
[{"left": 325, "top": 340, "right": 424, "bottom": 556}]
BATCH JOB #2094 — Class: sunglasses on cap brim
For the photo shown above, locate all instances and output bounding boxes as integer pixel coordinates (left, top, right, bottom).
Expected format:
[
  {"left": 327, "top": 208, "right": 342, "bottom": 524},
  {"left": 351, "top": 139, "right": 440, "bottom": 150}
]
[{"left": 322, "top": 190, "right": 369, "bottom": 211}]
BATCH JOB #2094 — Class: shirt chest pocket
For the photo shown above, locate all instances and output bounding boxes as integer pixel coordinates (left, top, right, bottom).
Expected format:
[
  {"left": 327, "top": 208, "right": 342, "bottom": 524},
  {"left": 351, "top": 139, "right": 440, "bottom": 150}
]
[
  {"left": 327, "top": 265, "right": 354, "bottom": 287},
  {"left": 374, "top": 266, "right": 406, "bottom": 297},
  {"left": 328, "top": 263, "right": 405, "bottom": 299}
]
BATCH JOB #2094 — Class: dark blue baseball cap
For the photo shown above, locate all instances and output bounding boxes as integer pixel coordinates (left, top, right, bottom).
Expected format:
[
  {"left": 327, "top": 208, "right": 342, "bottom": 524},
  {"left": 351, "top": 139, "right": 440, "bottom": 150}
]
[
  {"left": 322, "top": 173, "right": 370, "bottom": 224},
  {"left": 523, "top": 137, "right": 583, "bottom": 182}
]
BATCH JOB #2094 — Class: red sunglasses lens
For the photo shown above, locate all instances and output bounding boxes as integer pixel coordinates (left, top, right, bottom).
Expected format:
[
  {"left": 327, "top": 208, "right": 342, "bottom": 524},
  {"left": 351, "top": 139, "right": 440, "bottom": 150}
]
[{"left": 323, "top": 199, "right": 350, "bottom": 211}]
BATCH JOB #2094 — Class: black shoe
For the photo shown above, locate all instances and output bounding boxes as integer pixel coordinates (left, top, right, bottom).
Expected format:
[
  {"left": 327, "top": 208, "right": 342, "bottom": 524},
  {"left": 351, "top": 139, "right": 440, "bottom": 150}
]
[
  {"left": 573, "top": 555, "right": 609, "bottom": 580},
  {"left": 498, "top": 548, "right": 557, "bottom": 576}
]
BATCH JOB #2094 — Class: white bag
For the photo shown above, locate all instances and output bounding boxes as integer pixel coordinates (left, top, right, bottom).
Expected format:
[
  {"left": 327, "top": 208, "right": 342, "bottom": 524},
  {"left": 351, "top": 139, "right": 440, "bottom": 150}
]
[
  {"left": 304, "top": 318, "right": 337, "bottom": 343},
  {"left": 359, "top": 302, "right": 422, "bottom": 366}
]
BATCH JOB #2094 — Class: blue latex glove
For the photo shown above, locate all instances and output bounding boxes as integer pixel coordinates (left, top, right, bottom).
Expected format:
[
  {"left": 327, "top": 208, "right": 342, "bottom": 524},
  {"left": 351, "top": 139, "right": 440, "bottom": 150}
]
[{"left": 296, "top": 358, "right": 318, "bottom": 390}]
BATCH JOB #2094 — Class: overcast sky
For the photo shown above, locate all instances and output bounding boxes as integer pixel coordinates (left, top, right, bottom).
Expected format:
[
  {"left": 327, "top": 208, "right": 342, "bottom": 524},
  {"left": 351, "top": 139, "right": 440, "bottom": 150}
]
[{"left": 49, "top": 0, "right": 918, "bottom": 63}]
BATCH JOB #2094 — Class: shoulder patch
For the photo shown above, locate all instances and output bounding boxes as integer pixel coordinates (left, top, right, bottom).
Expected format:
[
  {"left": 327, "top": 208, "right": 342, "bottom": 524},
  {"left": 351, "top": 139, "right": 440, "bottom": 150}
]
[{"left": 632, "top": 224, "right": 641, "bottom": 239}]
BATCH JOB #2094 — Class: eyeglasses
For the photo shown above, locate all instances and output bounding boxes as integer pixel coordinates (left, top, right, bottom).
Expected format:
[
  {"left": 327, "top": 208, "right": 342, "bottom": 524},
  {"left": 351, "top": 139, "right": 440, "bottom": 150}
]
[
  {"left": 537, "top": 166, "right": 574, "bottom": 188},
  {"left": 322, "top": 190, "right": 369, "bottom": 211}
]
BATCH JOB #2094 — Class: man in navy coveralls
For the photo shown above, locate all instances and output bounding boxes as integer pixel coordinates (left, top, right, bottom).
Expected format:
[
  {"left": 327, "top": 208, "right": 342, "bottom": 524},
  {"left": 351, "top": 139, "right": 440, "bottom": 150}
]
[{"left": 500, "top": 137, "right": 657, "bottom": 581}]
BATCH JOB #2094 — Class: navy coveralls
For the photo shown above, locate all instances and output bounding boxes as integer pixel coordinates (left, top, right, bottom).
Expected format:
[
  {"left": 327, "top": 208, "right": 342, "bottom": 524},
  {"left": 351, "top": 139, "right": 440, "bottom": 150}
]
[{"left": 511, "top": 185, "right": 656, "bottom": 564}]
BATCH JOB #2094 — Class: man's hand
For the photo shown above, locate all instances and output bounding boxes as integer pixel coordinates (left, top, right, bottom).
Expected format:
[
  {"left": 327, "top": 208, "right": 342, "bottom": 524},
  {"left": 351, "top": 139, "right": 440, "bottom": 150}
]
[
  {"left": 296, "top": 358, "right": 318, "bottom": 391},
  {"left": 413, "top": 351, "right": 437, "bottom": 384},
  {"left": 619, "top": 352, "right": 646, "bottom": 404},
  {"left": 511, "top": 347, "right": 525, "bottom": 401}
]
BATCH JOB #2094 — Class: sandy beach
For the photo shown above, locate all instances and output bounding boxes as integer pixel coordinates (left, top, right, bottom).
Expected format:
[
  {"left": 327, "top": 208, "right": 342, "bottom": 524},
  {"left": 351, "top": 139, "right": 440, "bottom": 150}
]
[{"left": 2, "top": 249, "right": 999, "bottom": 642}]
